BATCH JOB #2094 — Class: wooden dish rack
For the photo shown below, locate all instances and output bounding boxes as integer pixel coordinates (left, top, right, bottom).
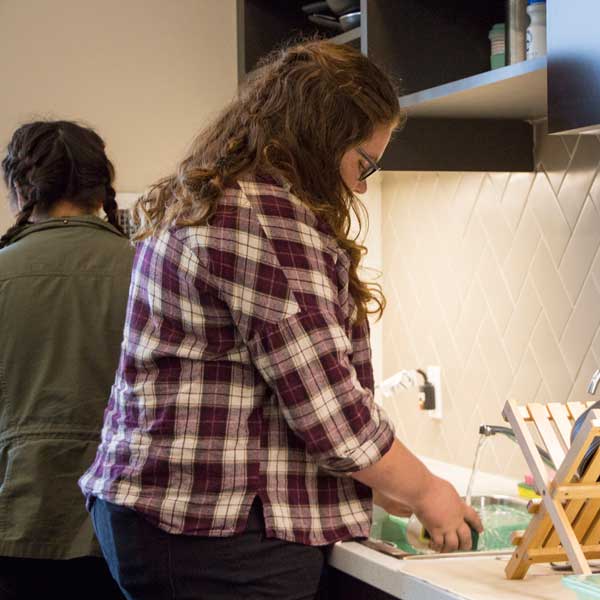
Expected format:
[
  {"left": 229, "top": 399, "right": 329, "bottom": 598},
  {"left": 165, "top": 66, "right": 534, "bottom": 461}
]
[{"left": 503, "top": 399, "right": 600, "bottom": 579}]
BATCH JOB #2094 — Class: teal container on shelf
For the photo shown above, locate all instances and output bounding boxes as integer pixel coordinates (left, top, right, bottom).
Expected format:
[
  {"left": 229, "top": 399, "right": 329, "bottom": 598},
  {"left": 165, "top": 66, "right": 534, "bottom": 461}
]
[
  {"left": 489, "top": 23, "right": 506, "bottom": 69},
  {"left": 491, "top": 52, "right": 506, "bottom": 70},
  {"left": 563, "top": 575, "right": 600, "bottom": 600}
]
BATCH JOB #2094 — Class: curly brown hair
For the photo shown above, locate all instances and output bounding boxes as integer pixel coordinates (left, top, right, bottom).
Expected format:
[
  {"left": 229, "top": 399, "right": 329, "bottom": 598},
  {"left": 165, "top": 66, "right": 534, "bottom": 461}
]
[{"left": 134, "top": 40, "right": 404, "bottom": 323}]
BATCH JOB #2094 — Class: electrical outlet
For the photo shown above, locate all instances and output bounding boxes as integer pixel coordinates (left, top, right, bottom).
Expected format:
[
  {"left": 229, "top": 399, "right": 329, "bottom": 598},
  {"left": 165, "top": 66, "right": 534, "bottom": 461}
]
[{"left": 426, "top": 366, "right": 442, "bottom": 419}]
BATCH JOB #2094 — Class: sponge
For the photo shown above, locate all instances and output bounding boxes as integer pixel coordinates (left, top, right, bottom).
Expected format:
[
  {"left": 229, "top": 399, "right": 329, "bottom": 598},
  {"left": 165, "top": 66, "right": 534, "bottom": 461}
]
[{"left": 517, "top": 482, "right": 541, "bottom": 499}]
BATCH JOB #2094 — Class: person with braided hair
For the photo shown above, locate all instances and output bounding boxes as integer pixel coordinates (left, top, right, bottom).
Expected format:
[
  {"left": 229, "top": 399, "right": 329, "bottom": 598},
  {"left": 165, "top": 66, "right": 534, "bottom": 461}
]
[
  {"left": 0, "top": 120, "right": 131, "bottom": 600},
  {"left": 80, "top": 40, "right": 481, "bottom": 600}
]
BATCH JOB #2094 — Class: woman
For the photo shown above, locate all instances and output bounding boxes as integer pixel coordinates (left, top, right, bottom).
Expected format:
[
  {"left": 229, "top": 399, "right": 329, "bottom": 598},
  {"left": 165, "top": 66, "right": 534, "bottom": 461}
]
[
  {"left": 80, "top": 41, "right": 482, "bottom": 600},
  {"left": 0, "top": 121, "right": 132, "bottom": 600}
]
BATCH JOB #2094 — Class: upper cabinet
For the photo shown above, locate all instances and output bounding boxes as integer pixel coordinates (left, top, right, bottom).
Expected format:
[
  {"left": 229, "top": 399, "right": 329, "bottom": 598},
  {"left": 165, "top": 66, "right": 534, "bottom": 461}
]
[
  {"left": 360, "top": 0, "right": 535, "bottom": 172},
  {"left": 237, "top": 0, "right": 595, "bottom": 172},
  {"left": 237, "top": 0, "right": 361, "bottom": 80},
  {"left": 547, "top": 0, "right": 600, "bottom": 135}
]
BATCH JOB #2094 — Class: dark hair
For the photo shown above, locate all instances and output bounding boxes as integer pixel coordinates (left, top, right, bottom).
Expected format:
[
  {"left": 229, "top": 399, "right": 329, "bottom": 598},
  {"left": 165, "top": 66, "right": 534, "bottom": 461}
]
[
  {"left": 1, "top": 120, "right": 122, "bottom": 248},
  {"left": 134, "top": 40, "right": 403, "bottom": 323}
]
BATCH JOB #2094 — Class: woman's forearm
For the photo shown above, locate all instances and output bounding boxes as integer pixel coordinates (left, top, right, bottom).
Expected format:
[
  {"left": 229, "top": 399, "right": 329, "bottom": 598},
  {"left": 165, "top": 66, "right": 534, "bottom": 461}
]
[
  {"left": 352, "top": 438, "right": 483, "bottom": 553},
  {"left": 351, "top": 438, "right": 434, "bottom": 507}
]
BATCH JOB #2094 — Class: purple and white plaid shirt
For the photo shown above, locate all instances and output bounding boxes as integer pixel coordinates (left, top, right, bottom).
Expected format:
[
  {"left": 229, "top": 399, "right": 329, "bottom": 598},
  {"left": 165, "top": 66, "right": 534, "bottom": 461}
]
[{"left": 80, "top": 175, "right": 395, "bottom": 545}]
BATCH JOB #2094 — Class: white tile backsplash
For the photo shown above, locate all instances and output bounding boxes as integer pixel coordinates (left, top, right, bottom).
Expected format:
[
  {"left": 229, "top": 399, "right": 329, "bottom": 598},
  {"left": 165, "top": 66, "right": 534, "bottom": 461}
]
[{"left": 381, "top": 120, "right": 600, "bottom": 478}]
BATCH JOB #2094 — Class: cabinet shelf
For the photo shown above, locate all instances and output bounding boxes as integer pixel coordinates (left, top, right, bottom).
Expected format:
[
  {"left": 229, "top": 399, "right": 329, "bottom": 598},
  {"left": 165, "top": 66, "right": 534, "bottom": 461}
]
[
  {"left": 398, "top": 57, "right": 548, "bottom": 120},
  {"left": 238, "top": 0, "right": 539, "bottom": 171}
]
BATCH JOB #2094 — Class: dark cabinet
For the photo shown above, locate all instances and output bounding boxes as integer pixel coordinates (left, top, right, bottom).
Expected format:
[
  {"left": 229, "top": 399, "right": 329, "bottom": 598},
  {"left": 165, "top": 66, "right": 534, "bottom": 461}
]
[
  {"left": 363, "top": 0, "right": 534, "bottom": 172},
  {"left": 320, "top": 567, "right": 400, "bottom": 600},
  {"left": 237, "top": 0, "right": 558, "bottom": 171},
  {"left": 547, "top": 0, "right": 600, "bottom": 135},
  {"left": 362, "top": 0, "right": 505, "bottom": 95},
  {"left": 237, "top": 0, "right": 360, "bottom": 81}
]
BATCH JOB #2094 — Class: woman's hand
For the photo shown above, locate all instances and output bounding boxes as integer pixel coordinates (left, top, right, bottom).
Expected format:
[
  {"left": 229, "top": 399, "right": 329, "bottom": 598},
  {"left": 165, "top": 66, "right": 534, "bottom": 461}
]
[
  {"left": 412, "top": 476, "right": 483, "bottom": 553},
  {"left": 372, "top": 490, "right": 412, "bottom": 517},
  {"left": 352, "top": 439, "right": 483, "bottom": 553}
]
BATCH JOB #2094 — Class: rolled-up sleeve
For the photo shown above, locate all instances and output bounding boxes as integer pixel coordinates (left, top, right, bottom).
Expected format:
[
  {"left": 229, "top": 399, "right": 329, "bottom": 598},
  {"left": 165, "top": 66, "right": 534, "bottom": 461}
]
[{"left": 247, "top": 307, "right": 395, "bottom": 474}]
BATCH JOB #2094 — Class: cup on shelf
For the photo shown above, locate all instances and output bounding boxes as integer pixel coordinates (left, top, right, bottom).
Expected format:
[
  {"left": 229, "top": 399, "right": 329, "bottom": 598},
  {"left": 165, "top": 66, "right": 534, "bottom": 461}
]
[
  {"left": 489, "top": 23, "right": 506, "bottom": 70},
  {"left": 506, "top": 0, "right": 527, "bottom": 64}
]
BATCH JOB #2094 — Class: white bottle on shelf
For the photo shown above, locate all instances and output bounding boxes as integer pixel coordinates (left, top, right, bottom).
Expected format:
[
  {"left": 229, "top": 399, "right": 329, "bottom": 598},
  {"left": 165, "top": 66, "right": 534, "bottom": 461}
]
[{"left": 526, "top": 0, "right": 547, "bottom": 60}]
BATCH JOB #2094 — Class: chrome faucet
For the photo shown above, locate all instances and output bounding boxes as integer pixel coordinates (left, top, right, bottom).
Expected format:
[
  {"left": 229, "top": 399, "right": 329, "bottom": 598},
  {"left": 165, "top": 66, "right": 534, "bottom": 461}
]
[
  {"left": 479, "top": 424, "right": 513, "bottom": 438},
  {"left": 588, "top": 369, "right": 600, "bottom": 395},
  {"left": 478, "top": 424, "right": 556, "bottom": 469}
]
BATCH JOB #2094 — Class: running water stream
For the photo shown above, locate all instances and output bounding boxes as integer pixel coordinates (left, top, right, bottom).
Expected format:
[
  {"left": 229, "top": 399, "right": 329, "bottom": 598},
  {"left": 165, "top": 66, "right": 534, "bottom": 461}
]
[{"left": 465, "top": 433, "right": 488, "bottom": 506}]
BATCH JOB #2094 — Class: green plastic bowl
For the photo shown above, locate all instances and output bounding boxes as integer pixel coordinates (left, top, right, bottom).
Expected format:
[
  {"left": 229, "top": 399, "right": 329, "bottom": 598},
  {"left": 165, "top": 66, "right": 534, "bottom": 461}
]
[{"left": 371, "top": 496, "right": 531, "bottom": 554}]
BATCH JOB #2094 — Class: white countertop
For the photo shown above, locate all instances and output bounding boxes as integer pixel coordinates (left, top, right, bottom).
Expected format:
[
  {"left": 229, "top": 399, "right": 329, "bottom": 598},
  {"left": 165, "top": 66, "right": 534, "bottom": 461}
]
[{"left": 328, "top": 457, "right": 578, "bottom": 600}]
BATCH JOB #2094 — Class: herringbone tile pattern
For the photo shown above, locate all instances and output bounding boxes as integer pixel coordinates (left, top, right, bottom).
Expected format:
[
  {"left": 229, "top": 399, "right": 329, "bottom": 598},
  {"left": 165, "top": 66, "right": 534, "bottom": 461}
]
[{"left": 381, "top": 121, "right": 600, "bottom": 478}]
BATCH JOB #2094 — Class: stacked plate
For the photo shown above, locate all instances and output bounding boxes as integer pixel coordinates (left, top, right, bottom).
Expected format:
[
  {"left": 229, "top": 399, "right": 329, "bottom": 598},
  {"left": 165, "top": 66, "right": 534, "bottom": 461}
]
[{"left": 302, "top": 1, "right": 361, "bottom": 33}]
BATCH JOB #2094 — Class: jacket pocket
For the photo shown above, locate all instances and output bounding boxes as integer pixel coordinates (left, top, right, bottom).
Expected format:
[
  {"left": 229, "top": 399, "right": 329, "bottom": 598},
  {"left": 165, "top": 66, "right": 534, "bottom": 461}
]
[{"left": 0, "top": 437, "right": 100, "bottom": 556}]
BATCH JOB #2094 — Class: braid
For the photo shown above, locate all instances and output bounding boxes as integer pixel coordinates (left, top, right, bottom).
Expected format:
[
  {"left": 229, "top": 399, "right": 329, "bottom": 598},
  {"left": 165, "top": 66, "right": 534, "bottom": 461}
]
[
  {"left": 0, "top": 125, "right": 51, "bottom": 249},
  {"left": 103, "top": 183, "right": 124, "bottom": 234},
  {"left": 1, "top": 120, "right": 122, "bottom": 248},
  {"left": 0, "top": 196, "right": 37, "bottom": 249}
]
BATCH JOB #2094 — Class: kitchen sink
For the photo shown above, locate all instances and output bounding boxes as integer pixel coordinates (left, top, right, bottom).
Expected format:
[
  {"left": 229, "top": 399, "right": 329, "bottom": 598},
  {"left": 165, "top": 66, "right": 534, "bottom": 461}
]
[{"left": 363, "top": 495, "right": 531, "bottom": 559}]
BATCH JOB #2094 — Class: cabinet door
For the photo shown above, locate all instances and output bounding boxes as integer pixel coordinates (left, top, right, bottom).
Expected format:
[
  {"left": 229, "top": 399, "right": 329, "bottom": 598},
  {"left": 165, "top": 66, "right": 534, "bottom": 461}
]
[
  {"left": 547, "top": 0, "right": 600, "bottom": 134},
  {"left": 237, "top": 0, "right": 359, "bottom": 81},
  {"left": 321, "top": 567, "right": 401, "bottom": 600},
  {"left": 236, "top": 0, "right": 535, "bottom": 171},
  {"left": 363, "top": 0, "right": 505, "bottom": 93}
]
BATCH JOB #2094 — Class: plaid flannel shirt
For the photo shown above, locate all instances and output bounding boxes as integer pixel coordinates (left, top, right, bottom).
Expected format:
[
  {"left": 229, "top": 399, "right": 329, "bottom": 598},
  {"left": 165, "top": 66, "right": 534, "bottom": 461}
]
[{"left": 79, "top": 175, "right": 395, "bottom": 545}]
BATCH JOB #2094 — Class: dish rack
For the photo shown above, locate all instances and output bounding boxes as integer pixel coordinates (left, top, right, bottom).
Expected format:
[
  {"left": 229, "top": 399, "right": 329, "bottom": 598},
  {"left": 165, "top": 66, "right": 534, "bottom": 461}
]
[{"left": 503, "top": 399, "right": 600, "bottom": 579}]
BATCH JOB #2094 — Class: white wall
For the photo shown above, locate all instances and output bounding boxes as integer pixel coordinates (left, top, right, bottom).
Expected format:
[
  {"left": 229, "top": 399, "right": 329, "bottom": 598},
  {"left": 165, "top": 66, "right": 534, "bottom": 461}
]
[
  {"left": 0, "top": 0, "right": 238, "bottom": 229},
  {"left": 0, "top": 1, "right": 389, "bottom": 388}
]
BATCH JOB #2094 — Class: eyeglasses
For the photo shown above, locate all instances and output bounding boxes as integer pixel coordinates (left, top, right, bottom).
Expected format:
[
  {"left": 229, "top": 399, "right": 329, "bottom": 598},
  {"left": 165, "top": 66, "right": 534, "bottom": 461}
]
[{"left": 356, "top": 147, "right": 380, "bottom": 181}]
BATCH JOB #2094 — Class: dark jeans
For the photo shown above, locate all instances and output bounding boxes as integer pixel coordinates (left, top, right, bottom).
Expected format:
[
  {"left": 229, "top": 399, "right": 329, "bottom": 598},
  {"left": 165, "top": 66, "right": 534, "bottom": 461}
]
[
  {"left": 91, "top": 497, "right": 328, "bottom": 600},
  {"left": 0, "top": 554, "right": 125, "bottom": 600}
]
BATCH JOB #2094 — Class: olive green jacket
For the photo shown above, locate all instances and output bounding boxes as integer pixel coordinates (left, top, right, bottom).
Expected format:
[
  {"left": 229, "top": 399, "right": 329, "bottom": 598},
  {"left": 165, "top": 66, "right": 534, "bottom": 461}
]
[{"left": 0, "top": 216, "right": 134, "bottom": 559}]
